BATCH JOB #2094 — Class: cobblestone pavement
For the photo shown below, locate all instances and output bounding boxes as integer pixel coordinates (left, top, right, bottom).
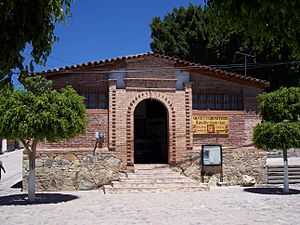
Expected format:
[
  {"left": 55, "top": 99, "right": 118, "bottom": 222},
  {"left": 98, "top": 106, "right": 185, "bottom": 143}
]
[{"left": 1, "top": 185, "right": 300, "bottom": 225}]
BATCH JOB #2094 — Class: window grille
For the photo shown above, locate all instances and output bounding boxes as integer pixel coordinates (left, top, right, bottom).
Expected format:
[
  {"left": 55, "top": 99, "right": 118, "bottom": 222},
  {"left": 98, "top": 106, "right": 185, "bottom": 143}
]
[
  {"left": 77, "top": 91, "right": 107, "bottom": 109},
  {"left": 192, "top": 92, "right": 243, "bottom": 110}
]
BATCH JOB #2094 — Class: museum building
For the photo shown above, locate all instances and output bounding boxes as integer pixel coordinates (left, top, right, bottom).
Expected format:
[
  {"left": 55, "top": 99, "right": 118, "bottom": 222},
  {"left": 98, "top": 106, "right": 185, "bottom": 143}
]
[{"left": 27, "top": 53, "right": 270, "bottom": 190}]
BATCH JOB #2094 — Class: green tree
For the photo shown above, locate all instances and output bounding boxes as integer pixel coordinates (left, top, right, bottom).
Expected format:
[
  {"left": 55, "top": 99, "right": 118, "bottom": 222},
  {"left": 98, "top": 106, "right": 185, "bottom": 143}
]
[
  {"left": 207, "top": 0, "right": 300, "bottom": 57},
  {"left": 0, "top": 0, "right": 72, "bottom": 87},
  {"left": 253, "top": 87, "right": 300, "bottom": 193},
  {"left": 0, "top": 76, "right": 88, "bottom": 202},
  {"left": 150, "top": 4, "right": 235, "bottom": 65},
  {"left": 150, "top": 4, "right": 300, "bottom": 90},
  {"left": 150, "top": 5, "right": 216, "bottom": 64}
]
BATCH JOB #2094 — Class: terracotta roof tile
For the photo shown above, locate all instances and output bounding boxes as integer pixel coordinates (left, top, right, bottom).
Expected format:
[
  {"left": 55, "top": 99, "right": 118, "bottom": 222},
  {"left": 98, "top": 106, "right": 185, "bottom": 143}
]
[{"left": 43, "top": 52, "right": 269, "bottom": 88}]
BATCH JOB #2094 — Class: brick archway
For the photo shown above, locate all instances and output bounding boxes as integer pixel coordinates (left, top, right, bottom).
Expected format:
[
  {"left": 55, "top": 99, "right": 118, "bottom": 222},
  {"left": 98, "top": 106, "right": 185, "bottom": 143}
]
[{"left": 126, "top": 92, "right": 176, "bottom": 166}]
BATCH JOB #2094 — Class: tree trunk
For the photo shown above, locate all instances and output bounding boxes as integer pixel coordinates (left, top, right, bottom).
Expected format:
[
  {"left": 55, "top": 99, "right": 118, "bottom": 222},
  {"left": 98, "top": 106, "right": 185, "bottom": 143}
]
[
  {"left": 28, "top": 150, "right": 36, "bottom": 202},
  {"left": 283, "top": 149, "right": 289, "bottom": 193},
  {"left": 27, "top": 140, "right": 37, "bottom": 203},
  {"left": 20, "top": 139, "right": 38, "bottom": 203}
]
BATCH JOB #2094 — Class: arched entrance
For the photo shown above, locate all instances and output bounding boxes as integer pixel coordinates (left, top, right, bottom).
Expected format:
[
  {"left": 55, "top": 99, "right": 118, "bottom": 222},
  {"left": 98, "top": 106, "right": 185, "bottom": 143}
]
[{"left": 134, "top": 99, "right": 168, "bottom": 164}]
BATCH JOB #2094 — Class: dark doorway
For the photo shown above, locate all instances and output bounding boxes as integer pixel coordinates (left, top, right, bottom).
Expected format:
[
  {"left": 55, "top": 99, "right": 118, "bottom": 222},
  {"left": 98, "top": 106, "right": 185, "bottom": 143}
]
[{"left": 134, "top": 99, "right": 168, "bottom": 164}]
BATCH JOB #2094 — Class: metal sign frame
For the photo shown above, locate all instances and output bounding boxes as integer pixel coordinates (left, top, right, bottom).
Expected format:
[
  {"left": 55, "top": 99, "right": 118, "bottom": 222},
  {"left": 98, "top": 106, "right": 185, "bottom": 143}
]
[
  {"left": 201, "top": 144, "right": 223, "bottom": 183},
  {"left": 201, "top": 144, "right": 223, "bottom": 166}
]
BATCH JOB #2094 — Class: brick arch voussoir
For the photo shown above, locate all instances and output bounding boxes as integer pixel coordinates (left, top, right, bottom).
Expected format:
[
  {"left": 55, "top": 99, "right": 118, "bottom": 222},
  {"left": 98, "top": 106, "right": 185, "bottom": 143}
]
[
  {"left": 128, "top": 92, "right": 174, "bottom": 115},
  {"left": 125, "top": 92, "right": 176, "bottom": 166}
]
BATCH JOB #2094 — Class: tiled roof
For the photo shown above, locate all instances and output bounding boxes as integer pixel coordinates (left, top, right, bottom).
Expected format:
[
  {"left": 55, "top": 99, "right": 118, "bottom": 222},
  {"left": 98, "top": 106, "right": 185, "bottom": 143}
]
[{"left": 43, "top": 52, "right": 269, "bottom": 88}]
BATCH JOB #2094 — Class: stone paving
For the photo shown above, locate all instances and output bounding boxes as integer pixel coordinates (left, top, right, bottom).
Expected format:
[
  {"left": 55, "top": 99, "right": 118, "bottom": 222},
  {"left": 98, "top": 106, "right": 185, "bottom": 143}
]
[{"left": 0, "top": 185, "right": 300, "bottom": 225}]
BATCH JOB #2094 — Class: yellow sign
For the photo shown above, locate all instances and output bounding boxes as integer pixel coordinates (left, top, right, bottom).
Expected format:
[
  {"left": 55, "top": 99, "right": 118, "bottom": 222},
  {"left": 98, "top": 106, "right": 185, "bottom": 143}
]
[{"left": 192, "top": 116, "right": 229, "bottom": 134}]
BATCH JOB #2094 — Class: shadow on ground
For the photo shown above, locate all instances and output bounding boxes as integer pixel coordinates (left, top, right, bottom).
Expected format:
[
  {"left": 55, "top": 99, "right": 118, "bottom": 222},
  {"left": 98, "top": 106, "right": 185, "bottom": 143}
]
[
  {"left": 0, "top": 193, "right": 78, "bottom": 206},
  {"left": 244, "top": 187, "right": 300, "bottom": 195},
  {"left": 10, "top": 181, "right": 23, "bottom": 189}
]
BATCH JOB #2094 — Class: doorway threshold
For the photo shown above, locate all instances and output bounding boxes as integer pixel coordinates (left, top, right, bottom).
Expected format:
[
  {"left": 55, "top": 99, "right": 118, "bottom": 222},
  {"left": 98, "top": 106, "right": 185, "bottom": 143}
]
[{"left": 134, "top": 164, "right": 169, "bottom": 170}]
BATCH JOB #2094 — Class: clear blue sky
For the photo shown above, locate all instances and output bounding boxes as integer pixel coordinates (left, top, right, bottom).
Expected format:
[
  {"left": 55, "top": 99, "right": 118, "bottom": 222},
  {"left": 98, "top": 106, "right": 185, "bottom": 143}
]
[{"left": 27, "top": 0, "right": 205, "bottom": 72}]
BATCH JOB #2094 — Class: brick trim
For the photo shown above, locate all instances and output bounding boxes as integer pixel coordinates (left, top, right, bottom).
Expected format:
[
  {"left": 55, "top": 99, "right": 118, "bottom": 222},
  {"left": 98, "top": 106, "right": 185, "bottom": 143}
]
[
  {"left": 126, "top": 91, "right": 176, "bottom": 166},
  {"left": 108, "top": 80, "right": 117, "bottom": 151},
  {"left": 185, "top": 82, "right": 193, "bottom": 151}
]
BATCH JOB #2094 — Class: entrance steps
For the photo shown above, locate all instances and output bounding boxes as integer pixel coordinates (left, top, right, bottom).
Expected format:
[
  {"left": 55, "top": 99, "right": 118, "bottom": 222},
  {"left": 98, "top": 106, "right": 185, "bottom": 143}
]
[
  {"left": 267, "top": 165, "right": 300, "bottom": 184},
  {"left": 103, "top": 164, "right": 209, "bottom": 194}
]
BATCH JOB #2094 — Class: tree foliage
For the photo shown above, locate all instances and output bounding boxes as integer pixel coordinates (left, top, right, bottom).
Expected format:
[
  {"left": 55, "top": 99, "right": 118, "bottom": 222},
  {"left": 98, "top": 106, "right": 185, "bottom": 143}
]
[
  {"left": 253, "top": 87, "right": 300, "bottom": 151},
  {"left": 150, "top": 4, "right": 300, "bottom": 90},
  {"left": 0, "top": 76, "right": 87, "bottom": 142},
  {"left": 207, "top": 0, "right": 300, "bottom": 57},
  {"left": 253, "top": 87, "right": 300, "bottom": 193},
  {"left": 253, "top": 120, "right": 300, "bottom": 151},
  {"left": 150, "top": 4, "right": 241, "bottom": 65},
  {"left": 150, "top": 5, "right": 214, "bottom": 64},
  {"left": 0, "top": 0, "right": 72, "bottom": 87},
  {"left": 0, "top": 75, "right": 87, "bottom": 202},
  {"left": 257, "top": 87, "right": 300, "bottom": 122}
]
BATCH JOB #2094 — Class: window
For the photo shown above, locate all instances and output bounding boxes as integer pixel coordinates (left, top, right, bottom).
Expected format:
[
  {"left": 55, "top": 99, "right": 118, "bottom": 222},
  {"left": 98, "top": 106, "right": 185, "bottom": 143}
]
[
  {"left": 78, "top": 91, "right": 107, "bottom": 109},
  {"left": 192, "top": 92, "right": 243, "bottom": 110}
]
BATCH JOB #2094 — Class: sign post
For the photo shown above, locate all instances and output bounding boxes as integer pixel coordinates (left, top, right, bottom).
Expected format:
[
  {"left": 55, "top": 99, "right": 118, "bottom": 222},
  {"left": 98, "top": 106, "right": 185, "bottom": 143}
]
[{"left": 201, "top": 144, "right": 223, "bottom": 183}]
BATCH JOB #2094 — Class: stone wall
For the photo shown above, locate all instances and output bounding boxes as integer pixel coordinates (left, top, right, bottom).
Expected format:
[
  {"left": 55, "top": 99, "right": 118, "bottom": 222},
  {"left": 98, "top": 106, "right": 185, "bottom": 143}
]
[
  {"left": 172, "top": 147, "right": 267, "bottom": 186},
  {"left": 23, "top": 152, "right": 126, "bottom": 191}
]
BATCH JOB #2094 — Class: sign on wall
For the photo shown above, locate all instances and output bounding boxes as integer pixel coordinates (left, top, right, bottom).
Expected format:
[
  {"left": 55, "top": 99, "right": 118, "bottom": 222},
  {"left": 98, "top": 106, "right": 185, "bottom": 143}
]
[{"left": 192, "top": 116, "right": 229, "bottom": 134}]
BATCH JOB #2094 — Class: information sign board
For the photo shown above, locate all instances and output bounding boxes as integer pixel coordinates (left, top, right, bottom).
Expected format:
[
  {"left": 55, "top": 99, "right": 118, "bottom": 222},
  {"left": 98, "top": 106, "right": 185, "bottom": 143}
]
[
  {"left": 192, "top": 116, "right": 229, "bottom": 135},
  {"left": 202, "top": 145, "right": 222, "bottom": 166}
]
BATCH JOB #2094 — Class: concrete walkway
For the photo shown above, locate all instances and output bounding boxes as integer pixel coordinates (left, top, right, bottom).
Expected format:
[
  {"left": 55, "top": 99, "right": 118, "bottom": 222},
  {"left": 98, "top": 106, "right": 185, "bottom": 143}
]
[
  {"left": 1, "top": 150, "right": 300, "bottom": 224},
  {"left": 0, "top": 150, "right": 23, "bottom": 191},
  {"left": 0, "top": 185, "right": 300, "bottom": 225}
]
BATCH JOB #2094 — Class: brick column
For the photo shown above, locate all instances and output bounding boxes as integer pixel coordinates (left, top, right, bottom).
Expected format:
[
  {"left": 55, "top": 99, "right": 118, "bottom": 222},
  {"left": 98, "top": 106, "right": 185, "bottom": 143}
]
[
  {"left": 108, "top": 80, "right": 117, "bottom": 151},
  {"left": 169, "top": 109, "right": 177, "bottom": 164},
  {"left": 184, "top": 82, "right": 193, "bottom": 153}
]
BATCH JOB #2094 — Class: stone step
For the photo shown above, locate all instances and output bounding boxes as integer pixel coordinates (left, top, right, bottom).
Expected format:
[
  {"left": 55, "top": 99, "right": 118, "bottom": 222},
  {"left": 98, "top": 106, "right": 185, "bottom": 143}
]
[
  {"left": 118, "top": 177, "right": 195, "bottom": 183},
  {"left": 268, "top": 175, "right": 300, "bottom": 180},
  {"left": 268, "top": 169, "right": 300, "bottom": 174},
  {"left": 134, "top": 164, "right": 170, "bottom": 170},
  {"left": 268, "top": 179, "right": 300, "bottom": 184},
  {"left": 268, "top": 171, "right": 300, "bottom": 176},
  {"left": 119, "top": 177, "right": 192, "bottom": 183},
  {"left": 268, "top": 165, "right": 300, "bottom": 168},
  {"left": 124, "top": 173, "right": 186, "bottom": 179},
  {"left": 268, "top": 169, "right": 300, "bottom": 172},
  {"left": 104, "top": 164, "right": 210, "bottom": 194},
  {"left": 268, "top": 168, "right": 300, "bottom": 173},
  {"left": 103, "top": 185, "right": 209, "bottom": 194},
  {"left": 131, "top": 173, "right": 180, "bottom": 177},
  {"left": 111, "top": 181, "right": 205, "bottom": 188},
  {"left": 133, "top": 170, "right": 178, "bottom": 175},
  {"left": 120, "top": 172, "right": 189, "bottom": 177},
  {"left": 122, "top": 172, "right": 187, "bottom": 176}
]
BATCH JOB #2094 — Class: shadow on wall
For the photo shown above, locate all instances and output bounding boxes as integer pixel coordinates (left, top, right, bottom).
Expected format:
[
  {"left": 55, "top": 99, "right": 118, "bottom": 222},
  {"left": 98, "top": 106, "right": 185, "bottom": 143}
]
[
  {"left": 244, "top": 187, "right": 300, "bottom": 195},
  {"left": 0, "top": 193, "right": 78, "bottom": 206}
]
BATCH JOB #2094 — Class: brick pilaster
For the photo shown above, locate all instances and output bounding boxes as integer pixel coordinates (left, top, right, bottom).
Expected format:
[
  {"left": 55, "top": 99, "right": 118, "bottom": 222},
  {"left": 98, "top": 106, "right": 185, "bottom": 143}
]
[
  {"left": 184, "top": 82, "right": 193, "bottom": 153},
  {"left": 108, "top": 79, "right": 117, "bottom": 151}
]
